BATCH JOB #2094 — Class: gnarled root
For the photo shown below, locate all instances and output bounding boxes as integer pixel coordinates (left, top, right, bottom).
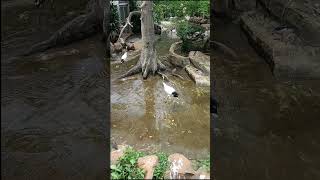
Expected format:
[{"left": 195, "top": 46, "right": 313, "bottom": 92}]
[
  {"left": 119, "top": 62, "right": 166, "bottom": 79},
  {"left": 119, "top": 63, "right": 142, "bottom": 79}
]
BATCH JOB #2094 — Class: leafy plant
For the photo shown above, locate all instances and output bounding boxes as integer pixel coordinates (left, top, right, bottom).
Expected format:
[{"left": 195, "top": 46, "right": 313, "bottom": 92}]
[
  {"left": 153, "top": 152, "right": 169, "bottom": 179},
  {"left": 197, "top": 156, "right": 210, "bottom": 172},
  {"left": 128, "top": 0, "right": 141, "bottom": 34},
  {"left": 110, "top": 4, "right": 120, "bottom": 33},
  {"left": 153, "top": 1, "right": 210, "bottom": 22},
  {"left": 176, "top": 21, "right": 205, "bottom": 52},
  {"left": 111, "top": 147, "right": 145, "bottom": 179}
]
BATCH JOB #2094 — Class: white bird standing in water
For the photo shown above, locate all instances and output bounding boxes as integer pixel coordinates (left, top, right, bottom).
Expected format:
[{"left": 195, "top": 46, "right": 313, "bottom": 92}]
[
  {"left": 120, "top": 47, "right": 128, "bottom": 63},
  {"left": 162, "top": 76, "right": 178, "bottom": 97}
]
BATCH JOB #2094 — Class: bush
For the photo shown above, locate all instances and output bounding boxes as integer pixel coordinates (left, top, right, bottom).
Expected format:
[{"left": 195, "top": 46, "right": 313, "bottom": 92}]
[
  {"left": 129, "top": 0, "right": 141, "bottom": 34},
  {"left": 197, "top": 157, "right": 210, "bottom": 172},
  {"left": 153, "top": 152, "right": 169, "bottom": 179},
  {"left": 176, "top": 21, "right": 205, "bottom": 52},
  {"left": 110, "top": 5, "right": 120, "bottom": 33},
  {"left": 153, "top": 1, "right": 210, "bottom": 22},
  {"left": 111, "top": 147, "right": 145, "bottom": 179}
]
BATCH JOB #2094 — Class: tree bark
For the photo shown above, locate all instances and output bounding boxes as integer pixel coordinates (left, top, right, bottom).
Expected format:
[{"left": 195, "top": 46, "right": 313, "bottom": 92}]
[
  {"left": 140, "top": 1, "right": 157, "bottom": 78},
  {"left": 120, "top": 1, "right": 165, "bottom": 79}
]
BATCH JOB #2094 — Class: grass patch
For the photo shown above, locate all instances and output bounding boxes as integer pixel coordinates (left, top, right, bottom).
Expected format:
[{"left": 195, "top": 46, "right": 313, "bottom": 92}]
[
  {"left": 153, "top": 152, "right": 169, "bottom": 179},
  {"left": 111, "top": 147, "right": 145, "bottom": 179}
]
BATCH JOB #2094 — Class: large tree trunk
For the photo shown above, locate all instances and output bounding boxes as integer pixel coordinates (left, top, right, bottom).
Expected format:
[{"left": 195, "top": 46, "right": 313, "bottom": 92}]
[
  {"left": 120, "top": 1, "right": 165, "bottom": 79},
  {"left": 140, "top": 1, "right": 157, "bottom": 78}
]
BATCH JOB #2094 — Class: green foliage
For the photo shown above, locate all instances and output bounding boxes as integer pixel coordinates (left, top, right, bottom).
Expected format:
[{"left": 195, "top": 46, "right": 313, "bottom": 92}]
[
  {"left": 197, "top": 156, "right": 210, "bottom": 172},
  {"left": 153, "top": 2, "right": 167, "bottom": 23},
  {"left": 110, "top": 4, "right": 120, "bottom": 32},
  {"left": 176, "top": 21, "right": 205, "bottom": 52},
  {"left": 131, "top": 15, "right": 141, "bottom": 34},
  {"left": 129, "top": 0, "right": 138, "bottom": 11},
  {"left": 153, "top": 152, "right": 169, "bottom": 179},
  {"left": 153, "top": 1, "right": 210, "bottom": 22},
  {"left": 128, "top": 0, "right": 141, "bottom": 34},
  {"left": 111, "top": 147, "right": 145, "bottom": 179}
]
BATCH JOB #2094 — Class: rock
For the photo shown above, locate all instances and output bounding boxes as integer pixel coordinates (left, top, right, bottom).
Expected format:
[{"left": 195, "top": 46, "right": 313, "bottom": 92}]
[
  {"left": 126, "top": 42, "right": 135, "bottom": 51},
  {"left": 189, "top": 17, "right": 208, "bottom": 24},
  {"left": 112, "top": 42, "right": 123, "bottom": 53},
  {"left": 201, "top": 24, "right": 210, "bottom": 30},
  {"left": 111, "top": 145, "right": 128, "bottom": 165},
  {"left": 168, "top": 153, "right": 196, "bottom": 179},
  {"left": 189, "top": 51, "right": 210, "bottom": 75},
  {"left": 137, "top": 155, "right": 159, "bottom": 179},
  {"left": 164, "top": 170, "right": 171, "bottom": 179},
  {"left": 273, "top": 56, "right": 320, "bottom": 80},
  {"left": 185, "top": 65, "right": 210, "bottom": 87},
  {"left": 119, "top": 38, "right": 126, "bottom": 47},
  {"left": 192, "top": 167, "right": 210, "bottom": 179},
  {"left": 240, "top": 11, "right": 320, "bottom": 80},
  {"left": 169, "top": 41, "right": 190, "bottom": 67},
  {"left": 110, "top": 31, "right": 119, "bottom": 44},
  {"left": 258, "top": 0, "right": 320, "bottom": 44}
]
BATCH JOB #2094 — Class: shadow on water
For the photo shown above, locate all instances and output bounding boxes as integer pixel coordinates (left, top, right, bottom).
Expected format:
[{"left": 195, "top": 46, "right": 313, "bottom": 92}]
[
  {"left": 111, "top": 35, "right": 210, "bottom": 159},
  {"left": 213, "top": 18, "right": 320, "bottom": 180}
]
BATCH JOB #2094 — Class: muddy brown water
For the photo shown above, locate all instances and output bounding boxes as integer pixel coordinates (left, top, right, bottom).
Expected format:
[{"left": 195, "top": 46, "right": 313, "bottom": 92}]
[
  {"left": 2, "top": 1, "right": 108, "bottom": 179},
  {"left": 213, "top": 18, "right": 320, "bottom": 180},
  {"left": 111, "top": 35, "right": 210, "bottom": 159}
]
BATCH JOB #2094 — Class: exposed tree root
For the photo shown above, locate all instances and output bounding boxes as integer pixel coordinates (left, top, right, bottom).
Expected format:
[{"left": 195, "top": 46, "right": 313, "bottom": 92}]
[
  {"left": 119, "top": 63, "right": 142, "bottom": 79},
  {"left": 119, "top": 61, "right": 166, "bottom": 79},
  {"left": 172, "top": 73, "right": 185, "bottom": 80}
]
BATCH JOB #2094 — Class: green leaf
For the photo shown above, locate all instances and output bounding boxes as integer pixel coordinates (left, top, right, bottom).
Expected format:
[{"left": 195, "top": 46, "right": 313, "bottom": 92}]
[{"left": 129, "top": 159, "right": 135, "bottom": 165}]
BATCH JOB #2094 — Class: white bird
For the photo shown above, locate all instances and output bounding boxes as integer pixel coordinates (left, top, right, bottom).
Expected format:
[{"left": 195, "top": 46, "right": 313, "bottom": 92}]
[
  {"left": 171, "top": 28, "right": 176, "bottom": 33},
  {"left": 162, "top": 78, "right": 178, "bottom": 97},
  {"left": 120, "top": 49, "right": 127, "bottom": 63}
]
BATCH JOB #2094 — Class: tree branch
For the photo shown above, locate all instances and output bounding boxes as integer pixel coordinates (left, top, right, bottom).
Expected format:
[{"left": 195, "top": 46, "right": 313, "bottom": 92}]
[
  {"left": 117, "top": 11, "right": 141, "bottom": 42},
  {"left": 140, "top": 1, "right": 146, "bottom": 8}
]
